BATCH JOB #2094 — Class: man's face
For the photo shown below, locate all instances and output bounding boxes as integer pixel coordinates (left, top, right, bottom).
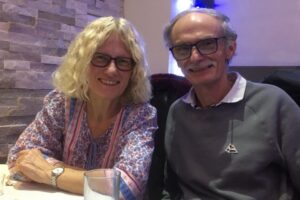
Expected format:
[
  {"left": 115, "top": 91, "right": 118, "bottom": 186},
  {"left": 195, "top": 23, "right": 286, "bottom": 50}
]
[{"left": 170, "top": 12, "right": 236, "bottom": 88}]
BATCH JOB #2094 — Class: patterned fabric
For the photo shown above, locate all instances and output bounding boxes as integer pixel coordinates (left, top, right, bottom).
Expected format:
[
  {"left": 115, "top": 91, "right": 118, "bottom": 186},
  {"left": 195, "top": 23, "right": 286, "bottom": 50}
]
[{"left": 8, "top": 90, "right": 158, "bottom": 199}]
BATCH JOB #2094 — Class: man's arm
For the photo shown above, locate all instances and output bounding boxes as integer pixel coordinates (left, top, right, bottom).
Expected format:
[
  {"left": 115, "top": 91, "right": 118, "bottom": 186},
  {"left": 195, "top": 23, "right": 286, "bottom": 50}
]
[{"left": 162, "top": 161, "right": 182, "bottom": 200}]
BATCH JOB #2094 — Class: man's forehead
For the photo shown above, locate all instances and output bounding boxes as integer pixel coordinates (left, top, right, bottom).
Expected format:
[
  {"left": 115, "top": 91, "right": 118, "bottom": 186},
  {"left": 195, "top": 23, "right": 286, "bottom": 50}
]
[
  {"left": 172, "top": 12, "right": 223, "bottom": 37},
  {"left": 176, "top": 12, "right": 220, "bottom": 27}
]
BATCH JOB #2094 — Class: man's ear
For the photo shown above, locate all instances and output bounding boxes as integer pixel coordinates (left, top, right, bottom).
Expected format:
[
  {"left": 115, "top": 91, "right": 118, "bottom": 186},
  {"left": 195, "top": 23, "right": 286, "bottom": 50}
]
[{"left": 226, "top": 40, "right": 237, "bottom": 60}]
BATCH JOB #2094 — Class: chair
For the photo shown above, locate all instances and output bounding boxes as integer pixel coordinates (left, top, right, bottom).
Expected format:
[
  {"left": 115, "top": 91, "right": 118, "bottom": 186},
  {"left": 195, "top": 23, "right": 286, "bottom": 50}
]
[
  {"left": 262, "top": 69, "right": 300, "bottom": 106},
  {"left": 143, "top": 73, "right": 191, "bottom": 200}
]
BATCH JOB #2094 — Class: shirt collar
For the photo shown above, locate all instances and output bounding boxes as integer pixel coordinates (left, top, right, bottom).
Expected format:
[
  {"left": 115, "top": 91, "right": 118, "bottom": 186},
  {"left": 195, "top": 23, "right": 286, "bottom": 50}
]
[{"left": 182, "top": 72, "right": 247, "bottom": 109}]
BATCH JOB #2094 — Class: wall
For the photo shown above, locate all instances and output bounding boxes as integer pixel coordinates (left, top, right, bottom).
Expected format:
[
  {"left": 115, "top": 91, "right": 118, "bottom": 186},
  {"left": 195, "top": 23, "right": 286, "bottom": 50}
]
[
  {"left": 217, "top": 0, "right": 300, "bottom": 67},
  {"left": 124, "top": 0, "right": 170, "bottom": 74},
  {"left": 124, "top": 0, "right": 300, "bottom": 80},
  {"left": 216, "top": 0, "right": 300, "bottom": 81},
  {"left": 0, "top": 0, "right": 124, "bottom": 163},
  {"left": 2, "top": 0, "right": 300, "bottom": 162}
]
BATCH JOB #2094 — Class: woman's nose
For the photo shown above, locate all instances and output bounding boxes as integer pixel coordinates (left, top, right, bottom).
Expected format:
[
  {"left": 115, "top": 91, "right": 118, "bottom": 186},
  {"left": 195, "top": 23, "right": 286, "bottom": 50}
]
[{"left": 105, "top": 60, "right": 118, "bottom": 73}]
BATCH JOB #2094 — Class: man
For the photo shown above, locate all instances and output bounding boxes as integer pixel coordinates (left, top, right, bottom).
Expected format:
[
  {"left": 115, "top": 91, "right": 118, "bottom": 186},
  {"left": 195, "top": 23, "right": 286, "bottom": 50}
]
[{"left": 162, "top": 8, "right": 300, "bottom": 200}]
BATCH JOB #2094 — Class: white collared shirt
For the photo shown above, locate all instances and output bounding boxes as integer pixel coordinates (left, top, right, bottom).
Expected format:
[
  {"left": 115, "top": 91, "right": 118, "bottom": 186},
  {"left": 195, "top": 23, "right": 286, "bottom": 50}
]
[{"left": 182, "top": 72, "right": 247, "bottom": 109}]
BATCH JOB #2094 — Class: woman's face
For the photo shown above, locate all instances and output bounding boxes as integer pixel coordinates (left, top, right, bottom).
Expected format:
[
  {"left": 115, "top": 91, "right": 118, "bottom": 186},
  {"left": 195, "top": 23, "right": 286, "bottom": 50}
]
[{"left": 87, "top": 33, "right": 133, "bottom": 103}]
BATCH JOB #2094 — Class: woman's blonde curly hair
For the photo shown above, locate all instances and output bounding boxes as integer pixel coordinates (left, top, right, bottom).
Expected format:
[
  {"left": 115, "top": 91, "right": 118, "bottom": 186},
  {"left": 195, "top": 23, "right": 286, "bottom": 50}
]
[{"left": 52, "top": 16, "right": 151, "bottom": 105}]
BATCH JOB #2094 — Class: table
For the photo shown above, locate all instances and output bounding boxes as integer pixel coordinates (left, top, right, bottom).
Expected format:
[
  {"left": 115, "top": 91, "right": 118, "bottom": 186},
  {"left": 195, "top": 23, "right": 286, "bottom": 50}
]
[{"left": 0, "top": 164, "right": 83, "bottom": 200}]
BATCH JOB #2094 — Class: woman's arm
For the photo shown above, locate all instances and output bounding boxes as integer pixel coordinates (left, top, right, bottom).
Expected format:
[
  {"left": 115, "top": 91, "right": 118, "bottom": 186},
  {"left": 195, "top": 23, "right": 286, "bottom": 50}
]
[
  {"left": 114, "top": 103, "right": 158, "bottom": 199},
  {"left": 8, "top": 90, "right": 66, "bottom": 177},
  {"left": 12, "top": 148, "right": 86, "bottom": 194}
]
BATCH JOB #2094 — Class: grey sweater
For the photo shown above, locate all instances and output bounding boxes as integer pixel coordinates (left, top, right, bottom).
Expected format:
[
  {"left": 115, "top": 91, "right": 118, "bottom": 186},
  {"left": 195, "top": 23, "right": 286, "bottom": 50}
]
[{"left": 164, "top": 81, "right": 300, "bottom": 200}]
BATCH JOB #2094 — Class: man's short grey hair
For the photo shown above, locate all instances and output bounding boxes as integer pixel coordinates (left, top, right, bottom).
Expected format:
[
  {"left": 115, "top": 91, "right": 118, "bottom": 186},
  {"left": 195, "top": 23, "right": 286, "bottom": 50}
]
[{"left": 163, "top": 8, "right": 238, "bottom": 48}]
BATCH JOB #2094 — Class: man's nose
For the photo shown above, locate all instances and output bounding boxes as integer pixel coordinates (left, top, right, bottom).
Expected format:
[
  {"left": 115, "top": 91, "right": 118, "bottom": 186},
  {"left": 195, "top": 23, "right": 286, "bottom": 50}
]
[{"left": 190, "top": 46, "right": 204, "bottom": 61}]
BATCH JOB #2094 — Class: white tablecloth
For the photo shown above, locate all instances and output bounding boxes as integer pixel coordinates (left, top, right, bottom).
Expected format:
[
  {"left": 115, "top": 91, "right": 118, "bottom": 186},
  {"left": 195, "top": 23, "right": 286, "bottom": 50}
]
[{"left": 0, "top": 164, "right": 83, "bottom": 200}]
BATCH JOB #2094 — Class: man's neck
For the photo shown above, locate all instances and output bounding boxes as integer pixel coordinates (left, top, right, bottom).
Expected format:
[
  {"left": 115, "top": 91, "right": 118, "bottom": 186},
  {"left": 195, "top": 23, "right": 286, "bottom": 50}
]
[{"left": 194, "top": 73, "right": 236, "bottom": 108}]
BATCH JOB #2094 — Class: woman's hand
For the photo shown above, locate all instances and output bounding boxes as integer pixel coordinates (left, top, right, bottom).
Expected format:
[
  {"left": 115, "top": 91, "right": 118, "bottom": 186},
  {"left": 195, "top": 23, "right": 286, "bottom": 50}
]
[
  {"left": 10, "top": 149, "right": 86, "bottom": 194},
  {"left": 13, "top": 148, "right": 53, "bottom": 185}
]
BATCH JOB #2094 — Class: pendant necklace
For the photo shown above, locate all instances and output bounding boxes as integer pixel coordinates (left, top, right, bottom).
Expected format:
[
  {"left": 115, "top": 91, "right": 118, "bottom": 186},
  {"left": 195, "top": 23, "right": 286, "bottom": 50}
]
[{"left": 225, "top": 119, "right": 238, "bottom": 154}]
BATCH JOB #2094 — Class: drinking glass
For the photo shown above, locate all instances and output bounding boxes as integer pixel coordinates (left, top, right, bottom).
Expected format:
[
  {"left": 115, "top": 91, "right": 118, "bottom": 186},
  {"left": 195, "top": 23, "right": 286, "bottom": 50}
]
[
  {"left": 0, "top": 172, "right": 5, "bottom": 196},
  {"left": 84, "top": 169, "right": 120, "bottom": 200}
]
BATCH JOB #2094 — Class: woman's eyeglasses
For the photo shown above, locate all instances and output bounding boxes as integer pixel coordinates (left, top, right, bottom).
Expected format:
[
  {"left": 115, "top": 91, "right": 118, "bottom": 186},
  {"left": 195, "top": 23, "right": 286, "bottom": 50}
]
[
  {"left": 91, "top": 53, "right": 135, "bottom": 71},
  {"left": 170, "top": 36, "right": 226, "bottom": 61}
]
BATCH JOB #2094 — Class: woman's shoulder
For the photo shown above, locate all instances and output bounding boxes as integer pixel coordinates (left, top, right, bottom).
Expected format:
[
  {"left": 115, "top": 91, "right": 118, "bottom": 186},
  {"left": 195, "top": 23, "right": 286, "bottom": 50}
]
[
  {"left": 122, "top": 103, "right": 157, "bottom": 126},
  {"left": 44, "top": 89, "right": 66, "bottom": 103},
  {"left": 125, "top": 102, "right": 157, "bottom": 116},
  {"left": 121, "top": 102, "right": 157, "bottom": 133},
  {"left": 41, "top": 89, "right": 69, "bottom": 113}
]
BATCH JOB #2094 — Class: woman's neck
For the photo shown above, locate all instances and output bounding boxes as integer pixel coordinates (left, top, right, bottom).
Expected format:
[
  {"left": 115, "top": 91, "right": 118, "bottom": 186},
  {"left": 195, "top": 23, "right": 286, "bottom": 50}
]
[
  {"left": 86, "top": 98, "right": 122, "bottom": 122},
  {"left": 86, "top": 97, "right": 122, "bottom": 139}
]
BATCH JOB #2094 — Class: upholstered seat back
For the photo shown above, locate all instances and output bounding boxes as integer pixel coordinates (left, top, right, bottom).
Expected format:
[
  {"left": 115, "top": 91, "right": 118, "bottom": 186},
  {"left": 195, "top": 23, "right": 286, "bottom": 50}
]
[
  {"left": 143, "top": 73, "right": 191, "bottom": 200},
  {"left": 262, "top": 70, "right": 300, "bottom": 106}
]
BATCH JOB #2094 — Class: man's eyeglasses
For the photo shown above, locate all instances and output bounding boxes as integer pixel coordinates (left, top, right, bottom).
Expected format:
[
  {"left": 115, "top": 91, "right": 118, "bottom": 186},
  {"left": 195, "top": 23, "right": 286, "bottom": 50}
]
[
  {"left": 91, "top": 53, "right": 136, "bottom": 71},
  {"left": 170, "top": 37, "right": 226, "bottom": 61}
]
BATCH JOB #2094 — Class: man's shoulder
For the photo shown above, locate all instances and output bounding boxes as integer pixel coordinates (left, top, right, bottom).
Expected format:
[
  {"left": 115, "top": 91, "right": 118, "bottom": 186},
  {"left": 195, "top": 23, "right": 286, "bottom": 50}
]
[
  {"left": 246, "top": 81, "right": 290, "bottom": 97},
  {"left": 245, "top": 81, "right": 298, "bottom": 110},
  {"left": 169, "top": 96, "right": 187, "bottom": 111}
]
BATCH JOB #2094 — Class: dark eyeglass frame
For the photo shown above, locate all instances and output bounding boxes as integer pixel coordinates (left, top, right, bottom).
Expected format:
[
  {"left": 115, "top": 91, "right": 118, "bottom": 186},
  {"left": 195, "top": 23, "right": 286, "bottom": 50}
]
[
  {"left": 91, "top": 52, "right": 136, "bottom": 71},
  {"left": 169, "top": 36, "right": 226, "bottom": 61}
]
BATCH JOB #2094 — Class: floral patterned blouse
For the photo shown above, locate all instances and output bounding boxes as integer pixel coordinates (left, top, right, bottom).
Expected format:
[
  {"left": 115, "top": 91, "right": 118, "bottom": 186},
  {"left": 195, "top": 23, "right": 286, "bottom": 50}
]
[{"left": 8, "top": 90, "right": 158, "bottom": 200}]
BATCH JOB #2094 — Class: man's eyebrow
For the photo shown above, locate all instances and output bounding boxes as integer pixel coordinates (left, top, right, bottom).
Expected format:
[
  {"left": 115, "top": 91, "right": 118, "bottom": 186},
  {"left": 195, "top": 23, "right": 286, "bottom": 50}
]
[{"left": 173, "top": 36, "right": 219, "bottom": 46}]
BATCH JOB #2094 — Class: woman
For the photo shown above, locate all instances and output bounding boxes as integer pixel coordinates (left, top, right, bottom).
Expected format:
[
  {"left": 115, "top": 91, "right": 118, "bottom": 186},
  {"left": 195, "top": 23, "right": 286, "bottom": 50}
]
[{"left": 7, "top": 16, "right": 157, "bottom": 200}]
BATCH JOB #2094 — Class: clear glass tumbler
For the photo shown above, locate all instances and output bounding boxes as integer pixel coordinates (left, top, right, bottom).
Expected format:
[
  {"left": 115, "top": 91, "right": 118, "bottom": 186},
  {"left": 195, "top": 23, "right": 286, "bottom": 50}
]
[
  {"left": 0, "top": 172, "right": 5, "bottom": 196},
  {"left": 84, "top": 169, "right": 120, "bottom": 200}
]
